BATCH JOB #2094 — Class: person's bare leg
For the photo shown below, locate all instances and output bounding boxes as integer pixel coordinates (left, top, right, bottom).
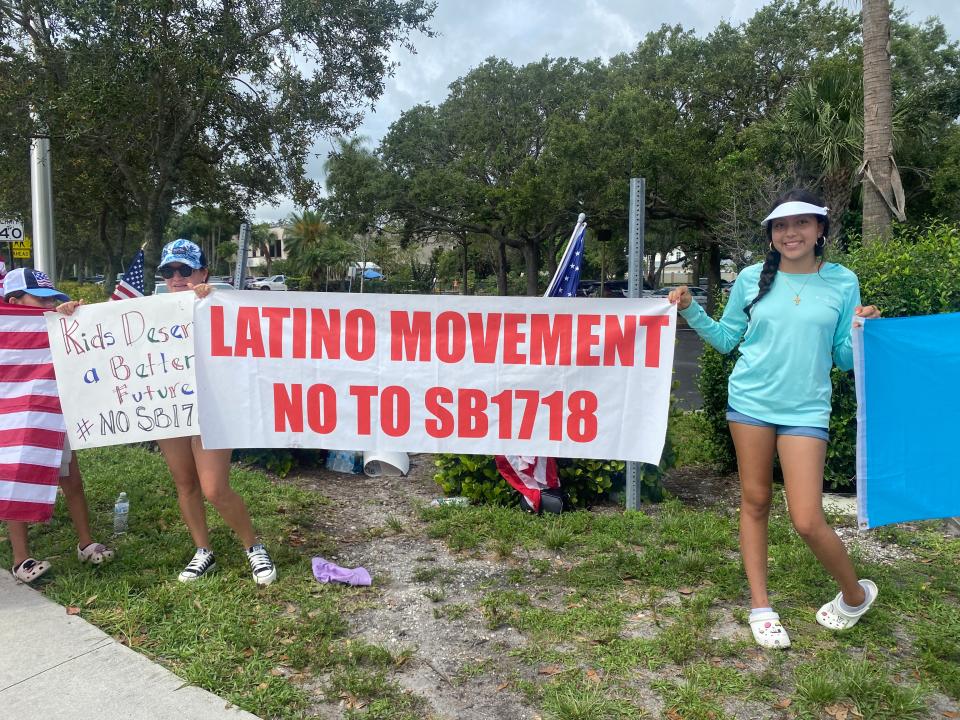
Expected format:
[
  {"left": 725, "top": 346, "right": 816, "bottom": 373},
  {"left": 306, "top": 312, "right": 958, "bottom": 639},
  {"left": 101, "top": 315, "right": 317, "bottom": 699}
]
[
  {"left": 729, "top": 422, "right": 778, "bottom": 609},
  {"left": 158, "top": 436, "right": 210, "bottom": 548},
  {"left": 778, "top": 435, "right": 866, "bottom": 607},
  {"left": 191, "top": 437, "right": 256, "bottom": 548},
  {"left": 58, "top": 454, "right": 93, "bottom": 548},
  {"left": 7, "top": 522, "right": 30, "bottom": 567}
]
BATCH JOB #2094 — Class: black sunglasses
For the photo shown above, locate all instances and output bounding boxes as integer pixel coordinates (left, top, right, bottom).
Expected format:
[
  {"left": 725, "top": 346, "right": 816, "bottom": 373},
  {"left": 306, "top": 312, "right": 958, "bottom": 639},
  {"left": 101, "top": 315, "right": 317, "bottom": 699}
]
[{"left": 159, "top": 265, "right": 195, "bottom": 279}]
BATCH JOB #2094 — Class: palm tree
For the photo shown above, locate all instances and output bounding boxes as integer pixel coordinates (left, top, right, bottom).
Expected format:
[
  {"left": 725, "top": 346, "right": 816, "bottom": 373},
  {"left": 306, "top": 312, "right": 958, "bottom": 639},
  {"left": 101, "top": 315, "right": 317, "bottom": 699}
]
[
  {"left": 861, "top": 0, "right": 904, "bottom": 242},
  {"left": 779, "top": 61, "right": 863, "bottom": 244},
  {"left": 284, "top": 210, "right": 350, "bottom": 289}
]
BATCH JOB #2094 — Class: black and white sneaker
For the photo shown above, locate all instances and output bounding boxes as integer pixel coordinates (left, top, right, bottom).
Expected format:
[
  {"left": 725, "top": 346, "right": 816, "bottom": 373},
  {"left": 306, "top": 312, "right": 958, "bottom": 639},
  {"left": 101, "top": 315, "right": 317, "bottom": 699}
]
[
  {"left": 246, "top": 544, "right": 277, "bottom": 586},
  {"left": 177, "top": 548, "right": 216, "bottom": 582}
]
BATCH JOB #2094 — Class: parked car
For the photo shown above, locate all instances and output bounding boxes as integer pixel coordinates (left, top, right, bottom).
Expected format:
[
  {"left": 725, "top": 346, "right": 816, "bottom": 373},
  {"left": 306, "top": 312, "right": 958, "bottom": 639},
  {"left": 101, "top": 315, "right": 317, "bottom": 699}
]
[
  {"left": 249, "top": 274, "right": 288, "bottom": 291},
  {"left": 646, "top": 285, "right": 710, "bottom": 301},
  {"left": 576, "top": 279, "right": 651, "bottom": 298},
  {"left": 153, "top": 281, "right": 234, "bottom": 295}
]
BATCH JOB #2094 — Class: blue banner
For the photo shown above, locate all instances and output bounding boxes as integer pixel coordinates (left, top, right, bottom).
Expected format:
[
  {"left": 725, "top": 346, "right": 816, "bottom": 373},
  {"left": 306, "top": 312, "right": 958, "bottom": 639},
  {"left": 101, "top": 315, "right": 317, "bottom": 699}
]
[{"left": 853, "top": 312, "right": 960, "bottom": 528}]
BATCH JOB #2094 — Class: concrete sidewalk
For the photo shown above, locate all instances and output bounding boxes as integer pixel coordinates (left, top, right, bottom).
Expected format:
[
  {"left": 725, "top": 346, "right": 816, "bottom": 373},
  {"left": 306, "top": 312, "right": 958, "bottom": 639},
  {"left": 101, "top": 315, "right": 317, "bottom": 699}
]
[{"left": 0, "top": 571, "right": 259, "bottom": 720}]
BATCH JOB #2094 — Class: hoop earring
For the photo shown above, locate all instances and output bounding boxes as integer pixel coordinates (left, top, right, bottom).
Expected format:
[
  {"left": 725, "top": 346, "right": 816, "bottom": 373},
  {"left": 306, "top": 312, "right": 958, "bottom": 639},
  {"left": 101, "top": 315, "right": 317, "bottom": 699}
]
[
  {"left": 768, "top": 242, "right": 775, "bottom": 253},
  {"left": 816, "top": 236, "right": 826, "bottom": 248}
]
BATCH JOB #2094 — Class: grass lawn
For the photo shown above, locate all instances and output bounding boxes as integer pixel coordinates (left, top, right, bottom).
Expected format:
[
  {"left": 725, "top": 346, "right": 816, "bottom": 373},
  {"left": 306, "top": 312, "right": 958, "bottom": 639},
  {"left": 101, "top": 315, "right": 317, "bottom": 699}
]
[{"left": 2, "top": 439, "right": 958, "bottom": 719}]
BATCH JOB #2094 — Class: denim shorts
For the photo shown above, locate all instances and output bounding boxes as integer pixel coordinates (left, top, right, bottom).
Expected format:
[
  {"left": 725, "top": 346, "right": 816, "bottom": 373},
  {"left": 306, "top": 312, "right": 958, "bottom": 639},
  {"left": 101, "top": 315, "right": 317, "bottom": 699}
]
[{"left": 726, "top": 406, "right": 829, "bottom": 442}]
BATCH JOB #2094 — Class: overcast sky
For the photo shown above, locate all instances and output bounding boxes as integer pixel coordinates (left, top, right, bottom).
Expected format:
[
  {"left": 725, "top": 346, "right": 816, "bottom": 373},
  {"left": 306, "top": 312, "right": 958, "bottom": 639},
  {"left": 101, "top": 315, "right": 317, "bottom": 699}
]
[{"left": 253, "top": 0, "right": 960, "bottom": 224}]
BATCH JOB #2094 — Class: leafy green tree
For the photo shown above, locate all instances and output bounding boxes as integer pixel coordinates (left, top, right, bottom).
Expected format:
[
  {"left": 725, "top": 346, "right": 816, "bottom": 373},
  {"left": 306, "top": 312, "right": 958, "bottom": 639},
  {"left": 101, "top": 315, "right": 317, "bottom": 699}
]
[
  {"left": 0, "top": 0, "right": 435, "bottom": 266},
  {"left": 379, "top": 57, "right": 599, "bottom": 295}
]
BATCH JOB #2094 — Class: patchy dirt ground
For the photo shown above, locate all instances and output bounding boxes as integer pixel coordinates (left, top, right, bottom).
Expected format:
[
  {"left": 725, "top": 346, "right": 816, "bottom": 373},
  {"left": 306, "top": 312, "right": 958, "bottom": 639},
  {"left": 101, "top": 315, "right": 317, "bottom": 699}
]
[
  {"left": 282, "top": 454, "right": 542, "bottom": 719},
  {"left": 275, "top": 456, "right": 954, "bottom": 720}
]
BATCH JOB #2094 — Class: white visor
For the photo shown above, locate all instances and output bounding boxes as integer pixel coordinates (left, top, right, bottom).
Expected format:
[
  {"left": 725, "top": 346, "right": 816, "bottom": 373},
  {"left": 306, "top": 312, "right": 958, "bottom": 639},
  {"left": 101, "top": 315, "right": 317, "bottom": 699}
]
[{"left": 762, "top": 201, "right": 829, "bottom": 227}]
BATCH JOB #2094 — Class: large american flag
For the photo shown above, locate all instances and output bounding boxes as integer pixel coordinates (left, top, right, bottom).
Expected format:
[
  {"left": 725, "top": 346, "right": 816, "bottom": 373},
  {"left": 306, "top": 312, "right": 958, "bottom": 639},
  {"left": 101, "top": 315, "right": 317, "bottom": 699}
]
[
  {"left": 495, "top": 215, "right": 587, "bottom": 511},
  {"left": 110, "top": 249, "right": 145, "bottom": 301},
  {"left": 0, "top": 304, "right": 65, "bottom": 522}
]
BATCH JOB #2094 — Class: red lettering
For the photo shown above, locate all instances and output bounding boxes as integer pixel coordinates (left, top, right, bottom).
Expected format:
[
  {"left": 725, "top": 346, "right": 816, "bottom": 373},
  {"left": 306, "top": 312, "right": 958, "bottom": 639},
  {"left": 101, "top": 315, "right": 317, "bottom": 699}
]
[
  {"left": 350, "top": 385, "right": 378, "bottom": 435},
  {"left": 515, "top": 389, "right": 539, "bottom": 439},
  {"left": 436, "top": 312, "right": 466, "bottom": 363},
  {"left": 530, "top": 314, "right": 572, "bottom": 365},
  {"left": 262, "top": 307, "right": 290, "bottom": 358},
  {"left": 490, "top": 389, "right": 513, "bottom": 439},
  {"left": 391, "top": 311, "right": 431, "bottom": 361},
  {"left": 502, "top": 313, "right": 526, "bottom": 365},
  {"left": 457, "top": 388, "right": 488, "bottom": 438},
  {"left": 345, "top": 309, "right": 375, "bottom": 361},
  {"left": 209, "top": 306, "right": 232, "bottom": 356},
  {"left": 603, "top": 315, "right": 636, "bottom": 366},
  {"left": 425, "top": 387, "right": 454, "bottom": 438},
  {"left": 292, "top": 308, "right": 307, "bottom": 358},
  {"left": 638, "top": 315, "right": 669, "bottom": 368},
  {"left": 306, "top": 384, "right": 336, "bottom": 433},
  {"left": 310, "top": 309, "right": 340, "bottom": 359},
  {"left": 234, "top": 307, "right": 266, "bottom": 357},
  {"left": 467, "top": 313, "right": 501, "bottom": 363},
  {"left": 575, "top": 315, "right": 601, "bottom": 366},
  {"left": 381, "top": 386, "right": 411, "bottom": 437},
  {"left": 273, "top": 383, "right": 303, "bottom": 432}
]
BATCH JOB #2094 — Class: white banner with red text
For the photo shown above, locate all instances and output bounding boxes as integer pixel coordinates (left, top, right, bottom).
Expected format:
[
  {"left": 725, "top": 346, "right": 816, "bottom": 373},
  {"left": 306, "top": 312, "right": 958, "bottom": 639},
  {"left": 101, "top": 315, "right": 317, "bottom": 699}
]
[
  {"left": 195, "top": 292, "right": 676, "bottom": 464},
  {"left": 46, "top": 293, "right": 198, "bottom": 448}
]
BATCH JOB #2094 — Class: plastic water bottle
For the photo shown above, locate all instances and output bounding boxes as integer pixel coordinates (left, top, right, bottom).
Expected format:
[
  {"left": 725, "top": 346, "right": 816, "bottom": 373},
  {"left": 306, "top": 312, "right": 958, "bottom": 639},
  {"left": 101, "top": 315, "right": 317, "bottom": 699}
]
[{"left": 113, "top": 492, "right": 129, "bottom": 535}]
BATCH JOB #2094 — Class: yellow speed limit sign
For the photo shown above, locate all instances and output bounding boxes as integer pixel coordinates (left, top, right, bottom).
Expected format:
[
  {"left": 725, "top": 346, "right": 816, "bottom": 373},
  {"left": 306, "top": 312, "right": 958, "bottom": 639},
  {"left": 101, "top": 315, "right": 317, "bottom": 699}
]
[{"left": 12, "top": 238, "right": 31, "bottom": 259}]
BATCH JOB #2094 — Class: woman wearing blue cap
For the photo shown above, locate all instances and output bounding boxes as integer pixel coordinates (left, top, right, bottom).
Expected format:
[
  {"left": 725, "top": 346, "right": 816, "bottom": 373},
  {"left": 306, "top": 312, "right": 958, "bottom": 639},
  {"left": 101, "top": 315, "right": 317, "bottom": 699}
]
[
  {"left": 155, "top": 239, "right": 277, "bottom": 585},
  {"left": 669, "top": 189, "right": 881, "bottom": 648},
  {"left": 3, "top": 268, "right": 115, "bottom": 582}
]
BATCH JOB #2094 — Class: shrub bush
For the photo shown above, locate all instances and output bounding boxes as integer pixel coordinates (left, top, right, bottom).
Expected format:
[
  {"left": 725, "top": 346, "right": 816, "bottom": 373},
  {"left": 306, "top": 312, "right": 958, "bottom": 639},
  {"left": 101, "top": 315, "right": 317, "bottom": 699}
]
[
  {"left": 434, "top": 438, "right": 674, "bottom": 508},
  {"left": 697, "top": 221, "right": 960, "bottom": 489},
  {"left": 235, "top": 448, "right": 327, "bottom": 478},
  {"left": 58, "top": 281, "right": 108, "bottom": 304}
]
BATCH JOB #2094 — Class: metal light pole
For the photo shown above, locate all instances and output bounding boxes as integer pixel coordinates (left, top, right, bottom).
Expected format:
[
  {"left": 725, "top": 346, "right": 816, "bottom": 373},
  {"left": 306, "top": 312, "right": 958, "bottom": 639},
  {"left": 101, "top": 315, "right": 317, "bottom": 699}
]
[
  {"left": 30, "top": 121, "right": 56, "bottom": 276},
  {"left": 625, "top": 177, "right": 646, "bottom": 511},
  {"left": 233, "top": 222, "right": 251, "bottom": 289}
]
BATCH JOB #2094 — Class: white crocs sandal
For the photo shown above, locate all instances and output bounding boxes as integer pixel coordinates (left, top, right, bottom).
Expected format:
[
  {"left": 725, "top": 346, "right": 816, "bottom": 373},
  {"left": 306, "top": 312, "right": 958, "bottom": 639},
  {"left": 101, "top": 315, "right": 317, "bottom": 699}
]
[
  {"left": 77, "top": 542, "right": 115, "bottom": 565},
  {"left": 817, "top": 579, "right": 878, "bottom": 630},
  {"left": 749, "top": 610, "right": 792, "bottom": 649},
  {"left": 12, "top": 558, "right": 51, "bottom": 584}
]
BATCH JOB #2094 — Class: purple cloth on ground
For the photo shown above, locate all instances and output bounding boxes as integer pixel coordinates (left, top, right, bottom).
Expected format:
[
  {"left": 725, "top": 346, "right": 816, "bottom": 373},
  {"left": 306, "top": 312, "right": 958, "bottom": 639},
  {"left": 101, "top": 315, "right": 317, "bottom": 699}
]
[{"left": 312, "top": 557, "right": 372, "bottom": 586}]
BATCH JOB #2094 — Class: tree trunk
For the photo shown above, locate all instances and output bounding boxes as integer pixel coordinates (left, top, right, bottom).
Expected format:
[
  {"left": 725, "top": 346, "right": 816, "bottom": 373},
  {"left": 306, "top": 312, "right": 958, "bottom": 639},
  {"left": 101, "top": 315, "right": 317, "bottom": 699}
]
[
  {"left": 460, "top": 236, "right": 469, "bottom": 295},
  {"left": 97, "top": 206, "right": 121, "bottom": 288},
  {"left": 705, "top": 243, "right": 722, "bottom": 316},
  {"left": 522, "top": 240, "right": 539, "bottom": 296},
  {"left": 496, "top": 240, "right": 508, "bottom": 296},
  {"left": 862, "top": 0, "right": 895, "bottom": 243}
]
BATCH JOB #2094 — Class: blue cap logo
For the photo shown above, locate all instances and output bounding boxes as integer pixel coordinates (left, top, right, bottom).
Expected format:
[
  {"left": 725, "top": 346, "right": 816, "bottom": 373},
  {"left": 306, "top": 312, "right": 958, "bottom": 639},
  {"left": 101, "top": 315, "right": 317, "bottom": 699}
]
[{"left": 159, "top": 239, "right": 205, "bottom": 270}]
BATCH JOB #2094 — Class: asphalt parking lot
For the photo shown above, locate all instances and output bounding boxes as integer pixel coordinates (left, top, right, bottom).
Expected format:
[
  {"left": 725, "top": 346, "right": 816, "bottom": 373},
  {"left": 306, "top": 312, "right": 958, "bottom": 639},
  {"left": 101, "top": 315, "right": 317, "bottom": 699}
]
[{"left": 673, "top": 328, "right": 705, "bottom": 410}]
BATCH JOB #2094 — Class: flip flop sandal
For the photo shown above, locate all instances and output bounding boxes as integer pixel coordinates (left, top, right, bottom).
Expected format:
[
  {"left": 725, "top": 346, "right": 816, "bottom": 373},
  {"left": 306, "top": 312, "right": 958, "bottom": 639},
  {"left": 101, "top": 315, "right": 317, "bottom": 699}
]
[
  {"left": 749, "top": 610, "right": 791, "bottom": 649},
  {"left": 11, "top": 558, "right": 52, "bottom": 584},
  {"left": 817, "top": 579, "right": 878, "bottom": 630},
  {"left": 77, "top": 542, "right": 115, "bottom": 565}
]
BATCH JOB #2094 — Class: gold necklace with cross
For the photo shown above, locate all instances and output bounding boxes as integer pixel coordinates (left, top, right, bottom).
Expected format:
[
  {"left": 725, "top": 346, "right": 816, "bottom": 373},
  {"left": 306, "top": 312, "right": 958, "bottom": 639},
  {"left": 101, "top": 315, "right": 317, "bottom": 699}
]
[{"left": 780, "top": 272, "right": 814, "bottom": 305}]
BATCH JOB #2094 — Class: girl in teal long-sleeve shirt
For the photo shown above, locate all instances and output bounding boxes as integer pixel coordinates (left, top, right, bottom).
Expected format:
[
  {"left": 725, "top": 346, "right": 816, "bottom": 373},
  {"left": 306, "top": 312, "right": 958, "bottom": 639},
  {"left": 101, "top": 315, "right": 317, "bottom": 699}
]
[{"left": 670, "top": 189, "right": 881, "bottom": 649}]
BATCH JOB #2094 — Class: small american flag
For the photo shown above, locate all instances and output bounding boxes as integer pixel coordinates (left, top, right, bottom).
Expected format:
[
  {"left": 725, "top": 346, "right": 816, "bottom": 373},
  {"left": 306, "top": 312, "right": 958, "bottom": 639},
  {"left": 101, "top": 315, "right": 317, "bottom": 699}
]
[
  {"left": 544, "top": 216, "right": 586, "bottom": 298},
  {"left": 0, "top": 304, "right": 65, "bottom": 522},
  {"left": 110, "top": 249, "right": 145, "bottom": 301}
]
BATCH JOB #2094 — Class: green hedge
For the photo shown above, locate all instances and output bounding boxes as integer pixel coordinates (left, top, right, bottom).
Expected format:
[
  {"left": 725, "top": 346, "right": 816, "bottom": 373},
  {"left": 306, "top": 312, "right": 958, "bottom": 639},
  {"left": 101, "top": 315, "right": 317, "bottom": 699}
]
[
  {"left": 698, "top": 221, "right": 960, "bottom": 489},
  {"left": 433, "top": 451, "right": 673, "bottom": 509},
  {"left": 58, "top": 280, "right": 108, "bottom": 304}
]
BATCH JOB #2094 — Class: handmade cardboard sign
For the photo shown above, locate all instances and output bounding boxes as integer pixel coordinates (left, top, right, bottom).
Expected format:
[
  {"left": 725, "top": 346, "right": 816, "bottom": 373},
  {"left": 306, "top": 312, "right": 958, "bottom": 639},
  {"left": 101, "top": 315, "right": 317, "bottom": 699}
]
[{"left": 46, "top": 294, "right": 197, "bottom": 448}]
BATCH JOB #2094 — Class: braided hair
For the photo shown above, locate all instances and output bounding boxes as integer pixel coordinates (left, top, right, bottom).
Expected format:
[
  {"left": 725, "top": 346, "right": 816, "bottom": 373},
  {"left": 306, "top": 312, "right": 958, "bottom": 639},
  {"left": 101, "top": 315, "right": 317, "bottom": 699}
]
[{"left": 743, "top": 188, "right": 829, "bottom": 321}]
